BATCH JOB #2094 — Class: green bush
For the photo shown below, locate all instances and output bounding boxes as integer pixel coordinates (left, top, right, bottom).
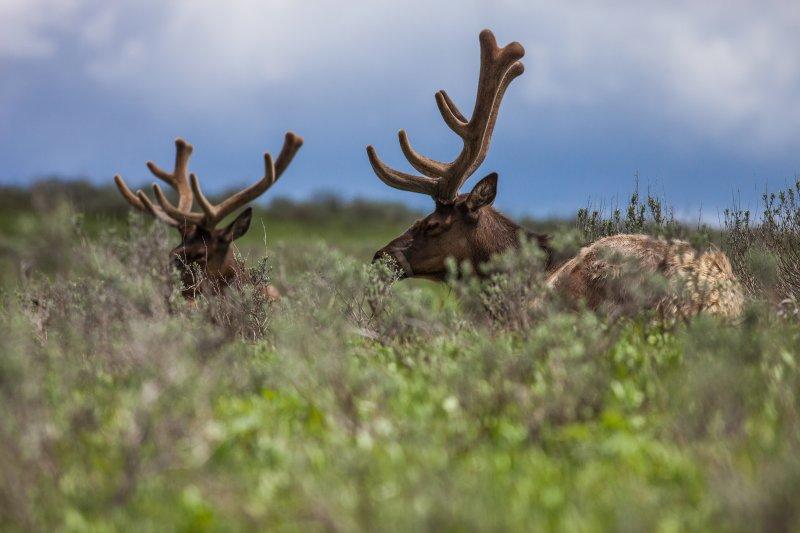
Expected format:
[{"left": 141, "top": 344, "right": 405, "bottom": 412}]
[
  {"left": 725, "top": 177, "right": 800, "bottom": 302},
  {"left": 0, "top": 192, "right": 799, "bottom": 531}
]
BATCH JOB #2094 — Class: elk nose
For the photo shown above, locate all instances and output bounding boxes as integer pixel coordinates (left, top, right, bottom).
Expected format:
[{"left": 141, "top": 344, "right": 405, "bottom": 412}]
[
  {"left": 372, "top": 248, "right": 412, "bottom": 278},
  {"left": 373, "top": 249, "right": 389, "bottom": 263}
]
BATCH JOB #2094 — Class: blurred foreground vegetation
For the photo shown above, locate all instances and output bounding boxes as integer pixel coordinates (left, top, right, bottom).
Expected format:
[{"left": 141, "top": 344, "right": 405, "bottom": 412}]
[{"left": 1, "top": 178, "right": 799, "bottom": 531}]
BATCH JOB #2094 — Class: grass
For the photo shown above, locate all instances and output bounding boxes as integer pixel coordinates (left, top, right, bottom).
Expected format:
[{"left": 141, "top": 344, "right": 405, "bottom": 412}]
[{"left": 1, "top": 180, "right": 799, "bottom": 531}]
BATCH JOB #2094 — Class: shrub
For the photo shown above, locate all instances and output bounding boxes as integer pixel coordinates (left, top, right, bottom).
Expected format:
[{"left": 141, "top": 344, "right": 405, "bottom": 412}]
[
  {"left": 1, "top": 201, "right": 799, "bottom": 530},
  {"left": 724, "top": 177, "right": 800, "bottom": 302},
  {"left": 577, "top": 181, "right": 684, "bottom": 243}
]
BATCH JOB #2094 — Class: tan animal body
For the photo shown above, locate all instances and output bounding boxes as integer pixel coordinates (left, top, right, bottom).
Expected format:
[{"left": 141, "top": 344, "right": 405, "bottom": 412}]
[
  {"left": 545, "top": 234, "right": 743, "bottom": 319},
  {"left": 369, "top": 29, "right": 743, "bottom": 319},
  {"left": 114, "top": 133, "right": 302, "bottom": 300}
]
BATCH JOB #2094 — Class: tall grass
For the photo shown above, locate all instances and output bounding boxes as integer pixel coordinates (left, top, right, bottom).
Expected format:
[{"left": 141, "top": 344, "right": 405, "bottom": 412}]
[
  {"left": 577, "top": 180, "right": 683, "bottom": 243},
  {"left": 0, "top": 187, "right": 799, "bottom": 530},
  {"left": 724, "top": 177, "right": 800, "bottom": 303}
]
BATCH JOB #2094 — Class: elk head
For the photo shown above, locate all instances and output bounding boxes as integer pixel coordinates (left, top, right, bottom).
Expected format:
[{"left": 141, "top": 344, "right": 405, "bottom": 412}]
[
  {"left": 114, "top": 133, "right": 303, "bottom": 298},
  {"left": 368, "top": 30, "right": 541, "bottom": 280}
]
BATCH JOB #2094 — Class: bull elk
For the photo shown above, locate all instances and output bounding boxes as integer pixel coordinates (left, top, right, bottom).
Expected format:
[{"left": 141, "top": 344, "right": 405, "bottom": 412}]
[
  {"left": 369, "top": 29, "right": 743, "bottom": 319},
  {"left": 114, "top": 133, "right": 303, "bottom": 299}
]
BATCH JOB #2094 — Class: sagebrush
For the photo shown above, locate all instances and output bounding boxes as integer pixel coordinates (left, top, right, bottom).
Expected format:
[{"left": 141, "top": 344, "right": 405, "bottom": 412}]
[{"left": 1, "top": 200, "right": 799, "bottom": 531}]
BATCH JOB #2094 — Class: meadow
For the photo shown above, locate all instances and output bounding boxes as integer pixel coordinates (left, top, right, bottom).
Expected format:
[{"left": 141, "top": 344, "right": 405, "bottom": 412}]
[{"left": 1, "top": 179, "right": 799, "bottom": 531}]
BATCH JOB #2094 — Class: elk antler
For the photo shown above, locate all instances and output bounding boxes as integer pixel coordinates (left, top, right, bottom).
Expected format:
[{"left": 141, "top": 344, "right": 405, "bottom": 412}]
[
  {"left": 366, "top": 29, "right": 524, "bottom": 203},
  {"left": 114, "top": 132, "right": 303, "bottom": 230},
  {"left": 114, "top": 138, "right": 194, "bottom": 228},
  {"left": 152, "top": 132, "right": 303, "bottom": 229}
]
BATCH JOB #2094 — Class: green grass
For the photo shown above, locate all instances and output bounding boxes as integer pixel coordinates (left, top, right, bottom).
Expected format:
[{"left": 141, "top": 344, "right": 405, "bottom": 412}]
[
  {"left": 254, "top": 215, "right": 408, "bottom": 247},
  {"left": 1, "top": 183, "right": 800, "bottom": 531}
]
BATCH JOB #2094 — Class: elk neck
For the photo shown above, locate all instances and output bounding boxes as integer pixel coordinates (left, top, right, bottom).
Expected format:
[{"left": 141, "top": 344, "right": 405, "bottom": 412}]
[{"left": 471, "top": 207, "right": 553, "bottom": 274}]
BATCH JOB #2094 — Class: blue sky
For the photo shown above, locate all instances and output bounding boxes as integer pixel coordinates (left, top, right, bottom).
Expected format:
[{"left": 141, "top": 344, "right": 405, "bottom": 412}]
[{"left": 1, "top": 1, "right": 799, "bottom": 220}]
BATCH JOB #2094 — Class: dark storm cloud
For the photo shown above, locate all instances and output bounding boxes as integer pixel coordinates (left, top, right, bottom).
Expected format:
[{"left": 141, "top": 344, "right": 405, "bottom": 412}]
[{"left": 1, "top": 0, "right": 798, "bottom": 218}]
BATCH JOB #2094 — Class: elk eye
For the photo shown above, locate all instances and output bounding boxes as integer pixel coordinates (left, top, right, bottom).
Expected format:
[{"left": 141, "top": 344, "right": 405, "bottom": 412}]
[{"left": 426, "top": 220, "right": 440, "bottom": 231}]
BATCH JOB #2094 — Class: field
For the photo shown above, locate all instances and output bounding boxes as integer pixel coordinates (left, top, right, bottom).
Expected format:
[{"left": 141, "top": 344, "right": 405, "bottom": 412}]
[{"left": 1, "top": 180, "right": 800, "bottom": 531}]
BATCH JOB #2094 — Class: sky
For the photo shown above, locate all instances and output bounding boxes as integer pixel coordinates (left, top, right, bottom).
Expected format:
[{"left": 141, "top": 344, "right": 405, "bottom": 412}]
[{"left": 1, "top": 0, "right": 799, "bottom": 221}]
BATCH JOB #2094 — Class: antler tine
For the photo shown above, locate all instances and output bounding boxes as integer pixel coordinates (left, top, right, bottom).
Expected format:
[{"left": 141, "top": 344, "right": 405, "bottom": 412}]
[
  {"left": 145, "top": 138, "right": 194, "bottom": 212},
  {"left": 114, "top": 138, "right": 196, "bottom": 226},
  {"left": 274, "top": 131, "right": 304, "bottom": 178},
  {"left": 205, "top": 152, "right": 277, "bottom": 225},
  {"left": 152, "top": 182, "right": 204, "bottom": 226},
  {"left": 144, "top": 133, "right": 301, "bottom": 230},
  {"left": 435, "top": 90, "right": 468, "bottom": 135},
  {"left": 459, "top": 61, "right": 525, "bottom": 181},
  {"left": 116, "top": 172, "right": 182, "bottom": 227},
  {"left": 114, "top": 174, "right": 146, "bottom": 211},
  {"left": 366, "top": 145, "right": 440, "bottom": 195},
  {"left": 155, "top": 159, "right": 276, "bottom": 230},
  {"left": 437, "top": 29, "right": 524, "bottom": 200},
  {"left": 398, "top": 130, "right": 449, "bottom": 178},
  {"left": 187, "top": 173, "right": 216, "bottom": 221},
  {"left": 136, "top": 189, "right": 181, "bottom": 227},
  {"left": 365, "top": 29, "right": 525, "bottom": 203}
]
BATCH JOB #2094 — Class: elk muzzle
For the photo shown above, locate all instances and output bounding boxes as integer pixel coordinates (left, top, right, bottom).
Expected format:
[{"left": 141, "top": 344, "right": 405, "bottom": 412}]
[{"left": 372, "top": 247, "right": 413, "bottom": 279}]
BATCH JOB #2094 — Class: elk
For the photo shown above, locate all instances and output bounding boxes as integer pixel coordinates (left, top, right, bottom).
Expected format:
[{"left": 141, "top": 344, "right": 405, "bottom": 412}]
[
  {"left": 368, "top": 29, "right": 743, "bottom": 319},
  {"left": 114, "top": 133, "right": 303, "bottom": 299}
]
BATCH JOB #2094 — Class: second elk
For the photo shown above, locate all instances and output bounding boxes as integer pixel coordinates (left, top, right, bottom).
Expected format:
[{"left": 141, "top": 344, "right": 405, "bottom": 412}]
[
  {"left": 368, "top": 29, "right": 743, "bottom": 320},
  {"left": 114, "top": 133, "right": 303, "bottom": 300}
]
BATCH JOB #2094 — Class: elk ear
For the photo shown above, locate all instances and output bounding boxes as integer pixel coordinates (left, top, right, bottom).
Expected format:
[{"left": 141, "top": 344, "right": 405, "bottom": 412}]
[
  {"left": 222, "top": 207, "right": 253, "bottom": 243},
  {"left": 466, "top": 172, "right": 498, "bottom": 213}
]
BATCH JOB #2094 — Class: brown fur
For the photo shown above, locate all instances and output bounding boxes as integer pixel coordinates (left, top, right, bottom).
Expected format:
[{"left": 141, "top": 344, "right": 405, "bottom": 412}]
[
  {"left": 546, "top": 234, "right": 743, "bottom": 319},
  {"left": 375, "top": 175, "right": 743, "bottom": 320},
  {"left": 374, "top": 184, "right": 549, "bottom": 281},
  {"left": 368, "top": 30, "right": 742, "bottom": 320},
  {"left": 114, "top": 135, "right": 301, "bottom": 302},
  {"left": 170, "top": 214, "right": 280, "bottom": 301}
]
